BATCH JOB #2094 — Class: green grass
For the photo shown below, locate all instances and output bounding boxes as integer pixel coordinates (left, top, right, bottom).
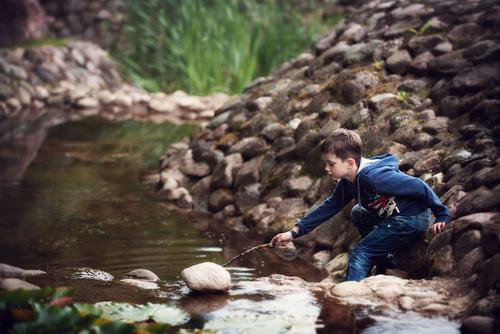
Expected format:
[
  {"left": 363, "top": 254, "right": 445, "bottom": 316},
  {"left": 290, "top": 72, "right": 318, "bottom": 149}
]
[
  {"left": 1, "top": 38, "right": 69, "bottom": 49},
  {"left": 111, "top": 0, "right": 340, "bottom": 95}
]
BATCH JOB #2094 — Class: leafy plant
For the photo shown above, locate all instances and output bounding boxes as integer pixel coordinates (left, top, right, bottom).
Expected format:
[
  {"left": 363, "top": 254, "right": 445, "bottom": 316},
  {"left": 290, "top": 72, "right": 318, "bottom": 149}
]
[
  {"left": 374, "top": 60, "right": 385, "bottom": 70},
  {"left": 397, "top": 91, "right": 409, "bottom": 101},
  {"left": 0, "top": 287, "right": 187, "bottom": 333},
  {"left": 409, "top": 22, "right": 433, "bottom": 35}
]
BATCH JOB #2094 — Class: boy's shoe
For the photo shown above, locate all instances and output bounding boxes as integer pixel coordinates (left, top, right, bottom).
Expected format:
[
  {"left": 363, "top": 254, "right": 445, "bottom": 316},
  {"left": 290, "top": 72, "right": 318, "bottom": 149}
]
[{"left": 375, "top": 254, "right": 398, "bottom": 275}]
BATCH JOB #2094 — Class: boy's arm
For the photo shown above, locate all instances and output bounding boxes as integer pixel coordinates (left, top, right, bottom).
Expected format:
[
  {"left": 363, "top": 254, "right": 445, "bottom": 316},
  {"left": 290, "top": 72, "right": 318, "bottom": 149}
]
[
  {"left": 271, "top": 181, "right": 352, "bottom": 246},
  {"left": 295, "top": 181, "right": 352, "bottom": 237}
]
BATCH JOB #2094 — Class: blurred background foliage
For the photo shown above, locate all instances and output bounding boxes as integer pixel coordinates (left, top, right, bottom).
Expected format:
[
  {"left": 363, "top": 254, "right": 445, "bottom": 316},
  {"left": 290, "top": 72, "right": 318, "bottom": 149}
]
[{"left": 110, "top": 0, "right": 341, "bottom": 96}]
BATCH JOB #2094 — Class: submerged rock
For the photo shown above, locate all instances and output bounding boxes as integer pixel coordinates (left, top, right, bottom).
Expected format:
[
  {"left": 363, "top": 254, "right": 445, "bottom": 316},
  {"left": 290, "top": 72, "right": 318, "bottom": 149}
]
[
  {"left": 0, "top": 278, "right": 39, "bottom": 291},
  {"left": 124, "top": 269, "right": 160, "bottom": 282},
  {"left": 0, "top": 263, "right": 46, "bottom": 278},
  {"left": 181, "top": 262, "right": 231, "bottom": 293}
]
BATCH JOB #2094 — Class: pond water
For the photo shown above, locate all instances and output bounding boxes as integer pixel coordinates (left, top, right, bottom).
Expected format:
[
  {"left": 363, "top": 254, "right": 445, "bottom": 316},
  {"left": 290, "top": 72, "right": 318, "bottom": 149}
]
[{"left": 0, "top": 117, "right": 460, "bottom": 333}]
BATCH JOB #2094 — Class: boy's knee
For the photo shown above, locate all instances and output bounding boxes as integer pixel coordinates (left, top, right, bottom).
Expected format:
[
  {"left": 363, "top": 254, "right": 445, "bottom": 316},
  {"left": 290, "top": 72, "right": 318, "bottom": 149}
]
[{"left": 349, "top": 247, "right": 371, "bottom": 269}]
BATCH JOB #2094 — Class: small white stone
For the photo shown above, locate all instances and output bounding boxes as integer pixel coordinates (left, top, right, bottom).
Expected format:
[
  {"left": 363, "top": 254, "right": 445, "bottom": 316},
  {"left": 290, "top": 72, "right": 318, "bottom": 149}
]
[{"left": 331, "top": 281, "right": 373, "bottom": 297}]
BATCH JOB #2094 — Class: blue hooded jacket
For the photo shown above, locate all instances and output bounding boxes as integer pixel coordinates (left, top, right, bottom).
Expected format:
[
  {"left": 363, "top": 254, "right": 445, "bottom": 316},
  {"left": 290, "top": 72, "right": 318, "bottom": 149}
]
[{"left": 295, "top": 153, "right": 450, "bottom": 237}]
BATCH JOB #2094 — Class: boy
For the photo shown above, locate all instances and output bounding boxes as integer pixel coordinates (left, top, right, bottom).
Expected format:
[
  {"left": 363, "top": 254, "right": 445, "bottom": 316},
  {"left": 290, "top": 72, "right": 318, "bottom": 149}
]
[{"left": 271, "top": 129, "right": 449, "bottom": 282}]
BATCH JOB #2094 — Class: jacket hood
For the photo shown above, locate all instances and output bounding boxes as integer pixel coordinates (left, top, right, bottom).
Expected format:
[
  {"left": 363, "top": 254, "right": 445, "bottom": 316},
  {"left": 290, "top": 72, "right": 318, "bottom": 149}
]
[{"left": 358, "top": 153, "right": 399, "bottom": 179}]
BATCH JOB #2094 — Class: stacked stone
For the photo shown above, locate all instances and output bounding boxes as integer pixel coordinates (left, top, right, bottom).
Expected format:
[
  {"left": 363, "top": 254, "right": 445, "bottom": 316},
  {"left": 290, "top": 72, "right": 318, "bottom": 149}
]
[
  {"left": 0, "top": 40, "right": 230, "bottom": 140},
  {"left": 155, "top": 0, "right": 500, "bottom": 325}
]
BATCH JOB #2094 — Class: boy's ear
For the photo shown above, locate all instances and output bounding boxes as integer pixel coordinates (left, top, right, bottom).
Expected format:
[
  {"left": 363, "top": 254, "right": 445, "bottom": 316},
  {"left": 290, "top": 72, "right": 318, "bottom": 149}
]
[{"left": 347, "top": 158, "right": 356, "bottom": 169}]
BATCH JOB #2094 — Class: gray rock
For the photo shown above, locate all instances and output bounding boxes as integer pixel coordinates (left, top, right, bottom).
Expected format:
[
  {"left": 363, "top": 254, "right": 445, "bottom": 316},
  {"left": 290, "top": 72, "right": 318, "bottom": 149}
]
[
  {"left": 428, "top": 52, "right": 469, "bottom": 76},
  {"left": 455, "top": 247, "right": 485, "bottom": 277},
  {"left": 485, "top": 163, "right": 500, "bottom": 189},
  {"left": 286, "top": 176, "right": 313, "bottom": 197},
  {"left": 235, "top": 183, "right": 262, "bottom": 213},
  {"left": 481, "top": 223, "right": 500, "bottom": 257},
  {"left": 429, "top": 245, "right": 453, "bottom": 276},
  {"left": 0, "top": 263, "right": 46, "bottom": 277},
  {"left": 181, "top": 262, "right": 231, "bottom": 293},
  {"left": 453, "top": 230, "right": 482, "bottom": 263},
  {"left": 0, "top": 278, "right": 39, "bottom": 291},
  {"left": 296, "top": 131, "right": 323, "bottom": 159},
  {"left": 234, "top": 156, "right": 264, "bottom": 189},
  {"left": 228, "top": 137, "right": 268, "bottom": 160},
  {"left": 181, "top": 162, "right": 211, "bottom": 178},
  {"left": 476, "top": 253, "right": 500, "bottom": 296},
  {"left": 369, "top": 93, "right": 398, "bottom": 111},
  {"left": 342, "top": 80, "right": 365, "bottom": 104},
  {"left": 119, "top": 279, "right": 159, "bottom": 290},
  {"left": 372, "top": 38, "right": 404, "bottom": 61},
  {"left": 469, "top": 100, "right": 500, "bottom": 128},
  {"left": 422, "top": 117, "right": 449, "bottom": 135},
  {"left": 391, "top": 3, "right": 427, "bottom": 19},
  {"left": 243, "top": 203, "right": 272, "bottom": 228},
  {"left": 9, "top": 64, "right": 28, "bottom": 80},
  {"left": 319, "top": 41, "right": 350, "bottom": 64},
  {"left": 343, "top": 40, "right": 382, "bottom": 65},
  {"left": 210, "top": 153, "right": 243, "bottom": 191},
  {"left": 0, "top": 82, "right": 13, "bottom": 100},
  {"left": 412, "top": 132, "right": 434, "bottom": 150},
  {"left": 438, "top": 96, "right": 462, "bottom": 119},
  {"left": 448, "top": 23, "right": 482, "bottom": 48},
  {"left": 450, "top": 64, "right": 498, "bottom": 95},
  {"left": 314, "top": 29, "right": 337, "bottom": 55},
  {"left": 261, "top": 123, "right": 285, "bottom": 142},
  {"left": 408, "top": 35, "right": 446, "bottom": 54},
  {"left": 384, "top": 18, "right": 423, "bottom": 39},
  {"left": 460, "top": 316, "right": 495, "bottom": 334},
  {"left": 386, "top": 49, "right": 412, "bottom": 74},
  {"left": 208, "top": 189, "right": 234, "bottom": 213},
  {"left": 455, "top": 185, "right": 500, "bottom": 219},
  {"left": 125, "top": 269, "right": 160, "bottom": 282},
  {"left": 433, "top": 41, "right": 453, "bottom": 55},
  {"left": 398, "top": 79, "right": 428, "bottom": 93},
  {"left": 429, "top": 79, "right": 450, "bottom": 103}
]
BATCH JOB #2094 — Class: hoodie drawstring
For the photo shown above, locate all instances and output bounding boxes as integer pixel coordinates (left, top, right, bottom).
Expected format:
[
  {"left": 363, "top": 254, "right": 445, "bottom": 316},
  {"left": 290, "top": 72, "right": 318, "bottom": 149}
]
[{"left": 357, "top": 177, "right": 362, "bottom": 218}]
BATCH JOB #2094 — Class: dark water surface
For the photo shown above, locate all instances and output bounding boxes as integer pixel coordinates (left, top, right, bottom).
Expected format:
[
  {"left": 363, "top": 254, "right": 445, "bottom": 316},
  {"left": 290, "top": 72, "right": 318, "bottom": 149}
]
[{"left": 0, "top": 117, "right": 460, "bottom": 333}]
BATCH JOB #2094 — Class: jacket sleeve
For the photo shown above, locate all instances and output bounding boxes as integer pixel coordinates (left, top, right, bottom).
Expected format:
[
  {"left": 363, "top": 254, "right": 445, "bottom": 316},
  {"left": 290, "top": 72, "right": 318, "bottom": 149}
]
[
  {"left": 369, "top": 169, "right": 450, "bottom": 223},
  {"left": 296, "top": 181, "right": 354, "bottom": 237}
]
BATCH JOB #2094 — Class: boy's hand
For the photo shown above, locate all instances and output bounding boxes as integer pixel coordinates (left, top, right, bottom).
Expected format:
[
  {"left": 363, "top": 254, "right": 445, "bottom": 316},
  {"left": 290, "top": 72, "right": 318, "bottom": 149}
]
[
  {"left": 429, "top": 222, "right": 446, "bottom": 235},
  {"left": 271, "top": 231, "right": 295, "bottom": 246}
]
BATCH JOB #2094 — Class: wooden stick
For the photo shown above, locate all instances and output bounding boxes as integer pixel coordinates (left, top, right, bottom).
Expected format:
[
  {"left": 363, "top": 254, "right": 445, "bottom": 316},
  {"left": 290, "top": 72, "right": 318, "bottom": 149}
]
[{"left": 222, "top": 243, "right": 275, "bottom": 267}]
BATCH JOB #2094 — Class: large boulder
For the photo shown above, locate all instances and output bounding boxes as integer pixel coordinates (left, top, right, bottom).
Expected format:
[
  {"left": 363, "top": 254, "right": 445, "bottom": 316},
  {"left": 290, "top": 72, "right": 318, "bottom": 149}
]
[{"left": 181, "top": 262, "right": 231, "bottom": 293}]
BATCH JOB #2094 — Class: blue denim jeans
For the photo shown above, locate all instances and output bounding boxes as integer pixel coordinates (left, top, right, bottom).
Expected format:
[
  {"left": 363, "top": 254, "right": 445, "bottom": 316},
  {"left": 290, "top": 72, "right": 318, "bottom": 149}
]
[{"left": 346, "top": 204, "right": 431, "bottom": 282}]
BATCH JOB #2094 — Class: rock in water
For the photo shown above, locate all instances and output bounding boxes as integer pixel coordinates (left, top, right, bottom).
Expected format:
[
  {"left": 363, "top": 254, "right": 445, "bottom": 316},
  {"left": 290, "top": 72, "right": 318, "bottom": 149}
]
[{"left": 181, "top": 262, "right": 231, "bottom": 293}]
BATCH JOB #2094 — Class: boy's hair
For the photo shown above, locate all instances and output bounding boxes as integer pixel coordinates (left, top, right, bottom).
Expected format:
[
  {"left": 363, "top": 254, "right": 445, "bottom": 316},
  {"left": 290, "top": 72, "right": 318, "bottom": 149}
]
[{"left": 320, "top": 129, "right": 363, "bottom": 166}]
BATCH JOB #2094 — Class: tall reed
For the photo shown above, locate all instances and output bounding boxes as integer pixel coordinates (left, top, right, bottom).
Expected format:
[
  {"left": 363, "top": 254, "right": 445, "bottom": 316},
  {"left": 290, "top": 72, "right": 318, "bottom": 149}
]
[{"left": 111, "top": 0, "right": 339, "bottom": 95}]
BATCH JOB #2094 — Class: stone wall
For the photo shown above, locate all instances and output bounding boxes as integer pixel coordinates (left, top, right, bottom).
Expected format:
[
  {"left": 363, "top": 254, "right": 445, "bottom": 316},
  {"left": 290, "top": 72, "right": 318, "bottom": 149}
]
[{"left": 154, "top": 0, "right": 500, "bottom": 326}]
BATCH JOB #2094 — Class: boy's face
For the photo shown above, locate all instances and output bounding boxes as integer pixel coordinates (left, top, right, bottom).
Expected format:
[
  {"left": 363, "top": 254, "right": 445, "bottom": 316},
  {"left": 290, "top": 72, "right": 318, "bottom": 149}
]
[{"left": 322, "top": 152, "right": 355, "bottom": 181}]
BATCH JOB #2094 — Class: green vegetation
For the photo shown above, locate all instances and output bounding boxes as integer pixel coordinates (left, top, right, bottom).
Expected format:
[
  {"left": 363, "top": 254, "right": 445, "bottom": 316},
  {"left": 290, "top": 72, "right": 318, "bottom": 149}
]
[
  {"left": 409, "top": 22, "right": 433, "bottom": 35},
  {"left": 1, "top": 38, "right": 69, "bottom": 49},
  {"left": 111, "top": 0, "right": 340, "bottom": 95},
  {"left": 374, "top": 60, "right": 385, "bottom": 70},
  {"left": 0, "top": 287, "right": 187, "bottom": 333},
  {"left": 397, "top": 91, "right": 409, "bottom": 101}
]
